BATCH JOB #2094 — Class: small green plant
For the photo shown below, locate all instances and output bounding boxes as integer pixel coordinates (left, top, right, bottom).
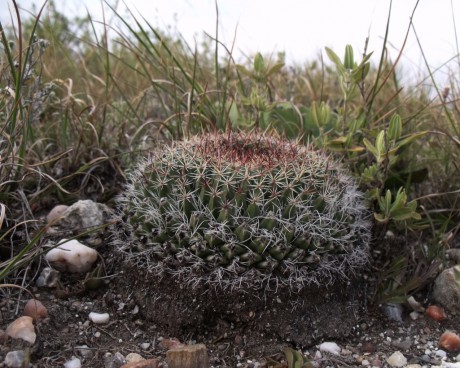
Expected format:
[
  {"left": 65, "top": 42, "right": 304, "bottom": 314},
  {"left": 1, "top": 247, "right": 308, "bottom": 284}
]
[
  {"left": 267, "top": 348, "right": 313, "bottom": 368},
  {"left": 114, "top": 131, "right": 371, "bottom": 289},
  {"left": 236, "top": 52, "right": 285, "bottom": 129},
  {"left": 374, "top": 188, "right": 420, "bottom": 224},
  {"left": 319, "top": 45, "right": 428, "bottom": 227}
]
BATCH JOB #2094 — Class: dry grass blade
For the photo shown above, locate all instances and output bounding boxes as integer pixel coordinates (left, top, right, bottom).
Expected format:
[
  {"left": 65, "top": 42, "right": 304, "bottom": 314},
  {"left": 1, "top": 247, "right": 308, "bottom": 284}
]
[{"left": 0, "top": 203, "right": 5, "bottom": 229}]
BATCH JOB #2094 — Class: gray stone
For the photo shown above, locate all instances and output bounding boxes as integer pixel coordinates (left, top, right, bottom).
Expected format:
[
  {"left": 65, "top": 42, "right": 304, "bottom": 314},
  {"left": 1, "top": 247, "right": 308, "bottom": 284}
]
[
  {"left": 104, "top": 352, "right": 126, "bottom": 368},
  {"left": 36, "top": 267, "right": 60, "bottom": 288},
  {"left": 386, "top": 351, "right": 407, "bottom": 367},
  {"left": 4, "top": 350, "right": 26, "bottom": 368},
  {"left": 433, "top": 266, "right": 460, "bottom": 311},
  {"left": 47, "top": 200, "right": 112, "bottom": 235}
]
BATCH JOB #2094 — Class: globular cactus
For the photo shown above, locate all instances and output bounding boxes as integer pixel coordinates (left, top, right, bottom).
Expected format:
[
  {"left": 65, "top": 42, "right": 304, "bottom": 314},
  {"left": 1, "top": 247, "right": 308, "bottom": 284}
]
[{"left": 114, "top": 132, "right": 371, "bottom": 289}]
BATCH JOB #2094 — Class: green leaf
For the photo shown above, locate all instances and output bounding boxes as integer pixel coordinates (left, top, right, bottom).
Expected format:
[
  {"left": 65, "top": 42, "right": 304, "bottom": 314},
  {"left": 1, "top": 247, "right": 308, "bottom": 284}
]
[
  {"left": 390, "top": 188, "right": 407, "bottom": 211},
  {"left": 254, "top": 52, "right": 265, "bottom": 74},
  {"left": 325, "top": 47, "right": 345, "bottom": 73},
  {"left": 352, "top": 62, "right": 370, "bottom": 83},
  {"left": 363, "top": 138, "right": 378, "bottom": 159},
  {"left": 396, "top": 130, "right": 429, "bottom": 148},
  {"left": 391, "top": 207, "right": 420, "bottom": 221},
  {"left": 235, "top": 64, "right": 253, "bottom": 78},
  {"left": 375, "top": 130, "right": 386, "bottom": 162},
  {"left": 344, "top": 44, "right": 354, "bottom": 69},
  {"left": 388, "top": 113, "right": 402, "bottom": 141},
  {"left": 384, "top": 189, "right": 392, "bottom": 212},
  {"left": 374, "top": 212, "right": 388, "bottom": 223},
  {"left": 267, "top": 62, "right": 285, "bottom": 77}
]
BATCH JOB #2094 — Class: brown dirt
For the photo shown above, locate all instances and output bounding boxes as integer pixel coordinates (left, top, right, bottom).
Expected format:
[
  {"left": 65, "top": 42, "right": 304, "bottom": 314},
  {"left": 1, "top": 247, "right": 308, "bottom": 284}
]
[{"left": 2, "top": 250, "right": 460, "bottom": 368}]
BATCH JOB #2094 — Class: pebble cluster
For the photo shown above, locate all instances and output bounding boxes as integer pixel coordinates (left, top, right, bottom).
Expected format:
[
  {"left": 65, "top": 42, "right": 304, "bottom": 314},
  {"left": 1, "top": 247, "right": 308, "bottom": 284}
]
[{"left": 1, "top": 199, "right": 460, "bottom": 367}]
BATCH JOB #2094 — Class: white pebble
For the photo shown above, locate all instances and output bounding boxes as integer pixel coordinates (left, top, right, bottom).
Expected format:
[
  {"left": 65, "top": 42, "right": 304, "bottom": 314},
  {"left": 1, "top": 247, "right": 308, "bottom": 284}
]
[
  {"left": 386, "top": 351, "right": 407, "bottom": 367},
  {"left": 435, "top": 349, "right": 447, "bottom": 359},
  {"left": 140, "top": 343, "right": 151, "bottom": 350},
  {"left": 88, "top": 312, "right": 110, "bottom": 324},
  {"left": 64, "top": 356, "right": 81, "bottom": 368},
  {"left": 319, "top": 342, "right": 341, "bottom": 355},
  {"left": 4, "top": 351, "right": 26, "bottom": 368},
  {"left": 46, "top": 239, "right": 98, "bottom": 273}
]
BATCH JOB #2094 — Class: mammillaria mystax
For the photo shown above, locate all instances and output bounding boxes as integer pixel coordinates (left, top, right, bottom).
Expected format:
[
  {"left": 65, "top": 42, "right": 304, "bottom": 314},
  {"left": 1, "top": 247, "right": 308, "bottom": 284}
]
[{"left": 114, "top": 131, "right": 371, "bottom": 290}]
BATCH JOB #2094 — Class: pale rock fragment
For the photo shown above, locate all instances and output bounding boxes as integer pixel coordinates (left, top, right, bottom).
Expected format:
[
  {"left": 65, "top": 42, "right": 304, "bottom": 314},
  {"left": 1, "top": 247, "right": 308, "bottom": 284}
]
[
  {"left": 6, "top": 316, "right": 36, "bottom": 344},
  {"left": 45, "top": 239, "right": 98, "bottom": 273},
  {"left": 386, "top": 351, "right": 407, "bottom": 367},
  {"left": 64, "top": 356, "right": 81, "bottom": 368},
  {"left": 318, "top": 341, "right": 341, "bottom": 355},
  {"left": 88, "top": 312, "right": 110, "bottom": 324}
]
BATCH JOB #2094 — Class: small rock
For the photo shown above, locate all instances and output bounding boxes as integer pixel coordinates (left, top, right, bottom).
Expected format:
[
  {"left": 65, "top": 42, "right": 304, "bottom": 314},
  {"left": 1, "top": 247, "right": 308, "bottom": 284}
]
[
  {"left": 46, "top": 204, "right": 69, "bottom": 223},
  {"left": 89, "top": 312, "right": 110, "bottom": 324},
  {"left": 64, "top": 356, "right": 82, "bottom": 368},
  {"left": 433, "top": 266, "right": 460, "bottom": 311},
  {"left": 432, "top": 363, "right": 460, "bottom": 368},
  {"left": 140, "top": 343, "right": 151, "bottom": 350},
  {"left": 370, "top": 357, "right": 382, "bottom": 367},
  {"left": 319, "top": 342, "right": 341, "bottom": 355},
  {"left": 382, "top": 303, "right": 404, "bottom": 322},
  {"left": 36, "top": 267, "right": 60, "bottom": 287},
  {"left": 406, "top": 365, "right": 422, "bottom": 368},
  {"left": 435, "top": 349, "right": 447, "bottom": 359},
  {"left": 104, "top": 352, "right": 126, "bottom": 368},
  {"left": 47, "top": 200, "right": 111, "bottom": 234},
  {"left": 409, "top": 311, "right": 420, "bottom": 320},
  {"left": 126, "top": 353, "right": 144, "bottom": 363},
  {"left": 4, "top": 350, "right": 27, "bottom": 368},
  {"left": 447, "top": 249, "right": 460, "bottom": 263},
  {"left": 6, "top": 316, "right": 36, "bottom": 344},
  {"left": 426, "top": 305, "right": 448, "bottom": 321},
  {"left": 46, "top": 239, "right": 98, "bottom": 273},
  {"left": 407, "top": 296, "right": 425, "bottom": 312},
  {"left": 392, "top": 338, "right": 412, "bottom": 351},
  {"left": 120, "top": 359, "right": 160, "bottom": 368},
  {"left": 76, "top": 345, "right": 92, "bottom": 358},
  {"left": 23, "top": 299, "right": 48, "bottom": 321},
  {"left": 439, "top": 331, "right": 460, "bottom": 351},
  {"left": 386, "top": 351, "right": 407, "bottom": 367}
]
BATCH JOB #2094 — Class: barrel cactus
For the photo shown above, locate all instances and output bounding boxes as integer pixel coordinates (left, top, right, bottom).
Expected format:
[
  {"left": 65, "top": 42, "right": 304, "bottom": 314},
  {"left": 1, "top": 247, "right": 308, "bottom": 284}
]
[{"left": 114, "top": 132, "right": 371, "bottom": 290}]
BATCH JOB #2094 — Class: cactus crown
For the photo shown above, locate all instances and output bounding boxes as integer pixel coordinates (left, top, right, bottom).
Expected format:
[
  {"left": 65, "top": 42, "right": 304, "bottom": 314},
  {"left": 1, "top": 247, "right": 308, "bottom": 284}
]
[{"left": 114, "top": 132, "right": 371, "bottom": 290}]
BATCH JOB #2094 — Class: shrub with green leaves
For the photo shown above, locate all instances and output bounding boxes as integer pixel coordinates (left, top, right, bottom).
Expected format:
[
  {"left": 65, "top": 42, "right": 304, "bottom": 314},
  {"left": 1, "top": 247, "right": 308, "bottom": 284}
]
[{"left": 114, "top": 132, "right": 371, "bottom": 289}]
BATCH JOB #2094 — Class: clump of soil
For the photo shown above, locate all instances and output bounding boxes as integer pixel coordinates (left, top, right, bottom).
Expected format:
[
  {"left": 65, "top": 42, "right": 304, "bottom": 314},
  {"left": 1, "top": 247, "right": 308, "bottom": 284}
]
[{"left": 110, "top": 262, "right": 368, "bottom": 358}]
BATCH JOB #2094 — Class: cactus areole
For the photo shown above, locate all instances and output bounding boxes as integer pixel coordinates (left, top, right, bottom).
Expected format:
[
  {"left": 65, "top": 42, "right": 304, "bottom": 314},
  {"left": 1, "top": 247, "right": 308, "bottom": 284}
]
[{"left": 115, "top": 132, "right": 371, "bottom": 290}]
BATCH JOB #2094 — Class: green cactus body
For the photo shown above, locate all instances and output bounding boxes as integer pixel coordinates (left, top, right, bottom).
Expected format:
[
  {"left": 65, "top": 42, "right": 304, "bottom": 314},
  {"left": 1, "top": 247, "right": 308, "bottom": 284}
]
[{"left": 115, "top": 132, "right": 371, "bottom": 289}]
